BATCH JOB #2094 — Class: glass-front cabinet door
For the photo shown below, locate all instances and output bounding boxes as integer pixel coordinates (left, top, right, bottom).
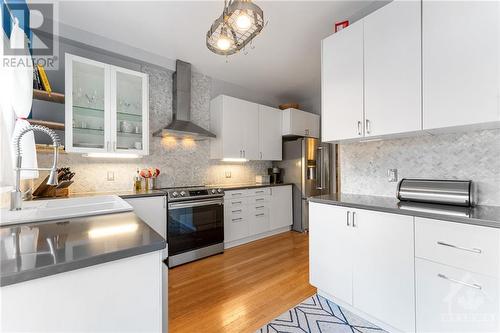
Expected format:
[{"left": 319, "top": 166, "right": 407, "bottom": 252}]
[
  {"left": 65, "top": 54, "right": 110, "bottom": 153},
  {"left": 111, "top": 67, "right": 148, "bottom": 154},
  {"left": 65, "top": 53, "right": 149, "bottom": 155}
]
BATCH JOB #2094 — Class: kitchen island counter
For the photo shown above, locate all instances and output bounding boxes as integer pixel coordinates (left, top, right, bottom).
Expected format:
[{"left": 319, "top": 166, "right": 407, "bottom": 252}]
[{"left": 0, "top": 212, "right": 166, "bottom": 286}]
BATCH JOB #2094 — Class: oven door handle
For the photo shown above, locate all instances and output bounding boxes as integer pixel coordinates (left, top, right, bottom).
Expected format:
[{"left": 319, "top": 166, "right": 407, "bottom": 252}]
[{"left": 168, "top": 199, "right": 223, "bottom": 210}]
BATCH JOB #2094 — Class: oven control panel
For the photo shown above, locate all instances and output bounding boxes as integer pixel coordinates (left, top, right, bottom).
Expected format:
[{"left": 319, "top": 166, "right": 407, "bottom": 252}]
[{"left": 166, "top": 187, "right": 224, "bottom": 202}]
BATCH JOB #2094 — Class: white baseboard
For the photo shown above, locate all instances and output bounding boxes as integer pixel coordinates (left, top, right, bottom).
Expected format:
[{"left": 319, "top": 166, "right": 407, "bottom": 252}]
[
  {"left": 224, "top": 226, "right": 291, "bottom": 249},
  {"left": 317, "top": 289, "right": 404, "bottom": 333}
]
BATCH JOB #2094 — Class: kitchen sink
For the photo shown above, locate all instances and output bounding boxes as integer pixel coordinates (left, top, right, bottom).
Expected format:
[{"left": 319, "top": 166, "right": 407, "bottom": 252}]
[{"left": 0, "top": 195, "right": 133, "bottom": 226}]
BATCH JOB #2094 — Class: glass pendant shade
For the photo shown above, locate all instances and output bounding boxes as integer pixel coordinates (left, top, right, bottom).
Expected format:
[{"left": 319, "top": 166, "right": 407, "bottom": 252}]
[{"left": 206, "top": 0, "right": 264, "bottom": 56}]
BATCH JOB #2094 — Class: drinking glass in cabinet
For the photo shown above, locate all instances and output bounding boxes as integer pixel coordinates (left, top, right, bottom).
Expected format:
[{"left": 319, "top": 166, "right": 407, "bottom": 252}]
[
  {"left": 116, "top": 71, "right": 143, "bottom": 150},
  {"left": 72, "top": 61, "right": 105, "bottom": 149}
]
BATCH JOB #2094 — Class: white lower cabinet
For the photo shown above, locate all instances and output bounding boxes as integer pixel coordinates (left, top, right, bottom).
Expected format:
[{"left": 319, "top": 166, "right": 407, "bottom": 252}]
[
  {"left": 124, "top": 195, "right": 167, "bottom": 239},
  {"left": 416, "top": 258, "right": 499, "bottom": 333},
  {"left": 353, "top": 209, "right": 415, "bottom": 332},
  {"left": 224, "top": 185, "right": 292, "bottom": 248},
  {"left": 310, "top": 203, "right": 500, "bottom": 333},
  {"left": 309, "top": 202, "right": 354, "bottom": 305},
  {"left": 309, "top": 202, "right": 415, "bottom": 332}
]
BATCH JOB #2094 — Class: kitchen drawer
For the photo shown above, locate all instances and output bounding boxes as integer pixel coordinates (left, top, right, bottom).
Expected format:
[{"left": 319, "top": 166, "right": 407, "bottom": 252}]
[
  {"left": 225, "top": 214, "right": 249, "bottom": 242},
  {"left": 226, "top": 189, "right": 251, "bottom": 198},
  {"left": 416, "top": 258, "right": 499, "bottom": 332},
  {"left": 225, "top": 197, "right": 248, "bottom": 208},
  {"left": 415, "top": 217, "right": 500, "bottom": 278},
  {"left": 250, "top": 195, "right": 270, "bottom": 205},
  {"left": 249, "top": 210, "right": 270, "bottom": 235},
  {"left": 250, "top": 188, "right": 271, "bottom": 196}
]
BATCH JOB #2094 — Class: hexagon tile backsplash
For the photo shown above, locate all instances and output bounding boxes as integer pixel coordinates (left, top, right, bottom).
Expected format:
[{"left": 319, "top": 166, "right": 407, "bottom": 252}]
[{"left": 339, "top": 128, "right": 500, "bottom": 206}]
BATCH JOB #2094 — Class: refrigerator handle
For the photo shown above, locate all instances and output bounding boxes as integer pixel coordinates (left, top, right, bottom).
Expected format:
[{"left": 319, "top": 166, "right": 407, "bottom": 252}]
[{"left": 316, "top": 146, "right": 324, "bottom": 190}]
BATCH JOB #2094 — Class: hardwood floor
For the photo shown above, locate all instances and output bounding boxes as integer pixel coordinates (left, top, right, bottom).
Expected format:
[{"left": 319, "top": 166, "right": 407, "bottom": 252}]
[{"left": 168, "top": 231, "right": 316, "bottom": 333}]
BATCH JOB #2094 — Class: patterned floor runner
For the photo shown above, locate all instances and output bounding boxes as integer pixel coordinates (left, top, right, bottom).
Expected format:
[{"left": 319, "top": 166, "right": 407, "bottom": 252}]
[{"left": 256, "top": 294, "right": 387, "bottom": 333}]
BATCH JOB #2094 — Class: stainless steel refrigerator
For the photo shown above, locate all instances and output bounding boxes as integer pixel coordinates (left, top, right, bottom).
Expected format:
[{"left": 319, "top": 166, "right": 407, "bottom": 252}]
[{"left": 275, "top": 138, "right": 334, "bottom": 232}]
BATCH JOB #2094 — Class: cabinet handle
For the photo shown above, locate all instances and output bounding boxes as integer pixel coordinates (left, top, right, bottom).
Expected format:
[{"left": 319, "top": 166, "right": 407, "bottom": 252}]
[
  {"left": 255, "top": 205, "right": 265, "bottom": 209},
  {"left": 232, "top": 217, "right": 243, "bottom": 222},
  {"left": 437, "top": 241, "right": 482, "bottom": 254},
  {"left": 255, "top": 213, "right": 265, "bottom": 217},
  {"left": 231, "top": 209, "right": 242, "bottom": 213},
  {"left": 113, "top": 141, "right": 117, "bottom": 151},
  {"left": 352, "top": 211, "right": 356, "bottom": 228},
  {"left": 231, "top": 201, "right": 242, "bottom": 205},
  {"left": 346, "top": 211, "right": 350, "bottom": 226},
  {"left": 256, "top": 190, "right": 265, "bottom": 193},
  {"left": 437, "top": 273, "right": 482, "bottom": 290},
  {"left": 256, "top": 198, "right": 265, "bottom": 202},
  {"left": 357, "top": 121, "right": 362, "bottom": 136},
  {"left": 231, "top": 193, "right": 242, "bottom": 196},
  {"left": 365, "top": 119, "right": 371, "bottom": 134}
]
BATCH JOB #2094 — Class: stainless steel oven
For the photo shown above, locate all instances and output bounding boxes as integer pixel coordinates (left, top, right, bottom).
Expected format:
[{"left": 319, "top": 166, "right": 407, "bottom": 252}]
[{"left": 165, "top": 187, "right": 224, "bottom": 267}]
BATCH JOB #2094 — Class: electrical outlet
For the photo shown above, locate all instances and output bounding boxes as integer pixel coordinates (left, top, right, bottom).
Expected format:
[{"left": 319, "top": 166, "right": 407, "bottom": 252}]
[
  {"left": 387, "top": 169, "right": 398, "bottom": 182},
  {"left": 225, "top": 171, "right": 231, "bottom": 178},
  {"left": 107, "top": 171, "right": 115, "bottom": 181}
]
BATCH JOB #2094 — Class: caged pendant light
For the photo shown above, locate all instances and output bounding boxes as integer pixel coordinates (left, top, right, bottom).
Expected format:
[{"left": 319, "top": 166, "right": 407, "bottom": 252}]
[{"left": 206, "top": 0, "right": 264, "bottom": 56}]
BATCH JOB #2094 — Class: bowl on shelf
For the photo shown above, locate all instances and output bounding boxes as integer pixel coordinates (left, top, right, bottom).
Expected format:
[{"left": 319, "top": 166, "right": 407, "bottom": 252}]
[{"left": 120, "top": 121, "right": 134, "bottom": 133}]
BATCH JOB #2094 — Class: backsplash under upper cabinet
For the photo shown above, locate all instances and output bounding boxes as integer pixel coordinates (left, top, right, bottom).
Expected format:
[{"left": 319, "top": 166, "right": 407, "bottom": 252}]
[{"left": 339, "top": 129, "right": 500, "bottom": 206}]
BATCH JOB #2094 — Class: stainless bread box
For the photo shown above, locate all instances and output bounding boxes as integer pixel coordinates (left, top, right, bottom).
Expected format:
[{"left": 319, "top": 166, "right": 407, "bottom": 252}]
[{"left": 397, "top": 179, "right": 476, "bottom": 207}]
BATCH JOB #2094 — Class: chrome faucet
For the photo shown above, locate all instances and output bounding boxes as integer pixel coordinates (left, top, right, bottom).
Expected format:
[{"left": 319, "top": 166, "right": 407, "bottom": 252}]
[{"left": 11, "top": 124, "right": 60, "bottom": 211}]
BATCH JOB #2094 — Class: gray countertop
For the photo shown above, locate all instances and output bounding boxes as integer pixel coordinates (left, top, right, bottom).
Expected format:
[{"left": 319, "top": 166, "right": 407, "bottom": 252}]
[
  {"left": 210, "top": 183, "right": 293, "bottom": 191},
  {"left": 309, "top": 193, "right": 500, "bottom": 229},
  {"left": 0, "top": 212, "right": 166, "bottom": 287}
]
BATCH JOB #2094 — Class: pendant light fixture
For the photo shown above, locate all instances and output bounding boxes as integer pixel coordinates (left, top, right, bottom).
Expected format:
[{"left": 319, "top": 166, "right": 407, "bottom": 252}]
[{"left": 206, "top": 0, "right": 264, "bottom": 56}]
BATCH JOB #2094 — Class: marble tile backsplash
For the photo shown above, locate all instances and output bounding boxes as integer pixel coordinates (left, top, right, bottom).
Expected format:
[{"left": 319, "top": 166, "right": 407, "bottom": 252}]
[
  {"left": 37, "top": 65, "right": 271, "bottom": 193},
  {"left": 339, "top": 129, "right": 500, "bottom": 206}
]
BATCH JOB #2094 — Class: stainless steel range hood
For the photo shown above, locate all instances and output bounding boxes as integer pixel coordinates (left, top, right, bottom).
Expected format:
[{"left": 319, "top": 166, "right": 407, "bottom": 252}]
[{"left": 153, "top": 60, "right": 216, "bottom": 140}]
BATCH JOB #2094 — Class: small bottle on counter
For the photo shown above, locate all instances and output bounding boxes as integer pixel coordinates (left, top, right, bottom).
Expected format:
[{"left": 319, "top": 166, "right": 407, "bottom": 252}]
[{"left": 134, "top": 169, "right": 142, "bottom": 192}]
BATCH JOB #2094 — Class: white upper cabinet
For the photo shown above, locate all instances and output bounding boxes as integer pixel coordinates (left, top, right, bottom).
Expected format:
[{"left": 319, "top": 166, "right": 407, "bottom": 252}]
[
  {"left": 423, "top": 0, "right": 500, "bottom": 130},
  {"left": 364, "top": 0, "right": 422, "bottom": 136},
  {"left": 210, "top": 95, "right": 281, "bottom": 161},
  {"left": 282, "top": 108, "right": 320, "bottom": 138},
  {"left": 321, "top": 21, "right": 364, "bottom": 142},
  {"left": 259, "top": 105, "right": 282, "bottom": 161},
  {"left": 65, "top": 53, "right": 149, "bottom": 155}
]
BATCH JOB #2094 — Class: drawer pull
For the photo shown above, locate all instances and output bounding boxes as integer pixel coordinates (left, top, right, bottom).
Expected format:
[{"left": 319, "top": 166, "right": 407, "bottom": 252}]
[
  {"left": 231, "top": 209, "right": 242, "bottom": 213},
  {"left": 256, "top": 198, "right": 265, "bottom": 202},
  {"left": 256, "top": 190, "right": 265, "bottom": 193},
  {"left": 437, "top": 273, "right": 482, "bottom": 290},
  {"left": 437, "top": 241, "right": 482, "bottom": 254},
  {"left": 255, "top": 205, "right": 265, "bottom": 209},
  {"left": 231, "top": 193, "right": 242, "bottom": 196},
  {"left": 231, "top": 201, "right": 242, "bottom": 205},
  {"left": 232, "top": 218, "right": 243, "bottom": 222},
  {"left": 255, "top": 213, "right": 265, "bottom": 217}
]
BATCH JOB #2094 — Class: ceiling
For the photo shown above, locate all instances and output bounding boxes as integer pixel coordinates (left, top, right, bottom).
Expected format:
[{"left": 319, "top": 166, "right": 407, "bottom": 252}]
[{"left": 56, "top": 1, "right": 377, "bottom": 107}]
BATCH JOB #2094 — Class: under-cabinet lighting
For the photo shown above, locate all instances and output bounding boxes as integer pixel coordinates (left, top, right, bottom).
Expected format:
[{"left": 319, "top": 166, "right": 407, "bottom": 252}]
[
  {"left": 83, "top": 153, "right": 142, "bottom": 159},
  {"left": 221, "top": 158, "right": 248, "bottom": 163},
  {"left": 359, "top": 138, "right": 383, "bottom": 143},
  {"left": 88, "top": 223, "right": 139, "bottom": 239}
]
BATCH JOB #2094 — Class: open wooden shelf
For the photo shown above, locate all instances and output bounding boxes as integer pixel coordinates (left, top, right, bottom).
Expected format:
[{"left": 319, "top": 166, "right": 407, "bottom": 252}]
[
  {"left": 28, "top": 119, "right": 65, "bottom": 131},
  {"left": 33, "top": 89, "right": 65, "bottom": 104}
]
